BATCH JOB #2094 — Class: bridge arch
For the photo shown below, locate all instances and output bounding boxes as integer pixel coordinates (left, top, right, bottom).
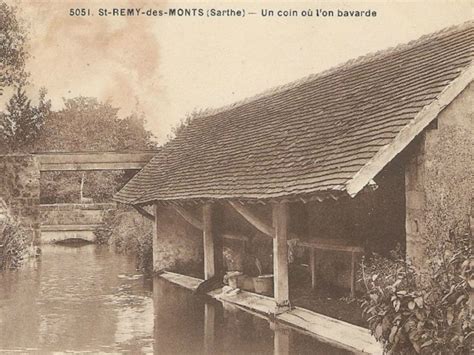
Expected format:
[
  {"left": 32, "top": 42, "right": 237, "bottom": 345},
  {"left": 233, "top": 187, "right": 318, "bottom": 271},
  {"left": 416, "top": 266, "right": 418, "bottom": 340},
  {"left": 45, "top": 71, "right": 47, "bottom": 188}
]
[{"left": 0, "top": 151, "right": 156, "bottom": 244}]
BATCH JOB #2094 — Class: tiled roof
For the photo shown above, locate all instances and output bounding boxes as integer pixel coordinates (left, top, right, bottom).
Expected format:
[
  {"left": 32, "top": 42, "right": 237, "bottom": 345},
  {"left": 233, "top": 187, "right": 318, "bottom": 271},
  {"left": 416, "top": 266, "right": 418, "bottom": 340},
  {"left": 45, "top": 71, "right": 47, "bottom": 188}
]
[{"left": 115, "top": 22, "right": 474, "bottom": 205}]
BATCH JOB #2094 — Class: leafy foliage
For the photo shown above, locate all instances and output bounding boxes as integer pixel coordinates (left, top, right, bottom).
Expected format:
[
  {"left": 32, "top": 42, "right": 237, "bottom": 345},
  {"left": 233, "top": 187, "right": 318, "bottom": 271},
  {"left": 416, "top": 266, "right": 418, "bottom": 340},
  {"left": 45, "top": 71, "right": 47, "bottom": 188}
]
[
  {"left": 0, "top": 87, "right": 51, "bottom": 152},
  {"left": 34, "top": 97, "right": 155, "bottom": 152},
  {"left": 0, "top": 1, "right": 28, "bottom": 95},
  {"left": 0, "top": 200, "right": 29, "bottom": 270},
  {"left": 166, "top": 109, "right": 199, "bottom": 141},
  {"left": 359, "top": 227, "right": 473, "bottom": 354}
]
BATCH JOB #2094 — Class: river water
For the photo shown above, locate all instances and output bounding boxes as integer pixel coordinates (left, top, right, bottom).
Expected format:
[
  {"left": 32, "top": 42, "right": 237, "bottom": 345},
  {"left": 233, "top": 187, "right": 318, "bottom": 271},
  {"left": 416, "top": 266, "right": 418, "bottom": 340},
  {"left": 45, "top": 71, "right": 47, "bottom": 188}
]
[{"left": 0, "top": 244, "right": 352, "bottom": 354}]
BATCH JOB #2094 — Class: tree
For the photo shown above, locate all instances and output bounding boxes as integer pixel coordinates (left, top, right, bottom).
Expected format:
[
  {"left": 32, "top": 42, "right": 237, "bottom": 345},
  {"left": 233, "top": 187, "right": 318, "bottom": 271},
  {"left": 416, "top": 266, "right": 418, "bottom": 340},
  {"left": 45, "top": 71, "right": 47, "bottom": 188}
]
[
  {"left": 116, "top": 111, "right": 156, "bottom": 150},
  {"left": 35, "top": 97, "right": 155, "bottom": 152},
  {"left": 0, "top": 1, "right": 28, "bottom": 95},
  {"left": 34, "top": 97, "right": 120, "bottom": 152},
  {"left": 167, "top": 109, "right": 199, "bottom": 141},
  {"left": 0, "top": 86, "right": 51, "bottom": 152}
]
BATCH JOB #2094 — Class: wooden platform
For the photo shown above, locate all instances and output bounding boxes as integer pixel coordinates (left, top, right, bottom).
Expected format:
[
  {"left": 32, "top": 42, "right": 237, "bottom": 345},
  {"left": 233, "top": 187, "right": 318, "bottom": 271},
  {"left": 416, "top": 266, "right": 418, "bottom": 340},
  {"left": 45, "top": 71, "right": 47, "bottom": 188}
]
[{"left": 159, "top": 271, "right": 382, "bottom": 354}]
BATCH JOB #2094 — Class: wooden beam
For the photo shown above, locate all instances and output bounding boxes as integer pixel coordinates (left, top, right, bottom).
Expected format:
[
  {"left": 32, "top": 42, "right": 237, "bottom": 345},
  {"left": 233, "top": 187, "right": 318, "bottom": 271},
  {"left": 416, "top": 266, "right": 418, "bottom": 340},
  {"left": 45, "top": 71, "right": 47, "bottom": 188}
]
[
  {"left": 298, "top": 241, "right": 364, "bottom": 253},
  {"left": 203, "top": 204, "right": 216, "bottom": 279},
  {"left": 272, "top": 202, "right": 290, "bottom": 314},
  {"left": 228, "top": 201, "right": 274, "bottom": 237},
  {"left": 229, "top": 201, "right": 304, "bottom": 246},
  {"left": 222, "top": 233, "right": 249, "bottom": 242},
  {"left": 153, "top": 203, "right": 159, "bottom": 269},
  {"left": 329, "top": 193, "right": 339, "bottom": 201},
  {"left": 132, "top": 205, "right": 155, "bottom": 221},
  {"left": 310, "top": 249, "right": 316, "bottom": 290},
  {"left": 173, "top": 205, "right": 203, "bottom": 230}
]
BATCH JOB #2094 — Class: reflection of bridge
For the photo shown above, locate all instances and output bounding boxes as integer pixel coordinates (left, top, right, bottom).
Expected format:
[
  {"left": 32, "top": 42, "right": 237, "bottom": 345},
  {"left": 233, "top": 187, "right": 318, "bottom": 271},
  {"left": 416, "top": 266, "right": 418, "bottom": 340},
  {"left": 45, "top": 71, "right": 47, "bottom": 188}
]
[{"left": 34, "top": 150, "right": 157, "bottom": 243}]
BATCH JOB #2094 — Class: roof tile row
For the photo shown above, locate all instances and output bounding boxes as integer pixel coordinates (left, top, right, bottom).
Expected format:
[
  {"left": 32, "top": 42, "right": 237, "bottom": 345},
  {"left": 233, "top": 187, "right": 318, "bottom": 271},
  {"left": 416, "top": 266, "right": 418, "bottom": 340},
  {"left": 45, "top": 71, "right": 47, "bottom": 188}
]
[{"left": 115, "top": 22, "right": 473, "bottom": 205}]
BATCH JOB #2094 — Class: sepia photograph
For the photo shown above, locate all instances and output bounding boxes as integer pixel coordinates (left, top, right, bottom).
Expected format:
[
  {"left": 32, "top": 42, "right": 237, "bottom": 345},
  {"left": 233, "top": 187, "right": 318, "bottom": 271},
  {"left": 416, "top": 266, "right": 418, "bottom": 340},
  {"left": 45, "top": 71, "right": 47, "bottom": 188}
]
[{"left": 0, "top": 1, "right": 472, "bottom": 354}]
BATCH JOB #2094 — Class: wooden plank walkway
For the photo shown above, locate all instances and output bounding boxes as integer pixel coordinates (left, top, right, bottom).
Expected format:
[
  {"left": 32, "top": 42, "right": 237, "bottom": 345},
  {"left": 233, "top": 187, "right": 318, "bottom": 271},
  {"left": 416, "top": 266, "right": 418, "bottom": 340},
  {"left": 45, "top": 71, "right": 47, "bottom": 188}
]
[{"left": 159, "top": 271, "right": 383, "bottom": 354}]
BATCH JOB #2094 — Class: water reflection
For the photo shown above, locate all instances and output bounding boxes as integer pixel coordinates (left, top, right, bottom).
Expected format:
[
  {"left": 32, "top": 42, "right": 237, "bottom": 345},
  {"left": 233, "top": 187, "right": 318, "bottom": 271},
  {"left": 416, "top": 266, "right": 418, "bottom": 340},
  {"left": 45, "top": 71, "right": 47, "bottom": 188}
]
[
  {"left": 152, "top": 278, "right": 352, "bottom": 354},
  {"left": 0, "top": 244, "right": 153, "bottom": 353},
  {"left": 0, "top": 244, "right": 352, "bottom": 354}
]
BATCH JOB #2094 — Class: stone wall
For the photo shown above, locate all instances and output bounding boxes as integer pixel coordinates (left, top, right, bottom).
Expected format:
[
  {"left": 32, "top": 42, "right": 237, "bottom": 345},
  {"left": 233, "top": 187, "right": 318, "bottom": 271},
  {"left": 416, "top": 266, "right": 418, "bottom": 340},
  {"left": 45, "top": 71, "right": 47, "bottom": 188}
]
[
  {"left": 306, "top": 158, "right": 406, "bottom": 289},
  {"left": 40, "top": 203, "right": 116, "bottom": 226},
  {"left": 0, "top": 155, "right": 41, "bottom": 244},
  {"left": 154, "top": 206, "right": 204, "bottom": 277},
  {"left": 405, "top": 83, "right": 473, "bottom": 266}
]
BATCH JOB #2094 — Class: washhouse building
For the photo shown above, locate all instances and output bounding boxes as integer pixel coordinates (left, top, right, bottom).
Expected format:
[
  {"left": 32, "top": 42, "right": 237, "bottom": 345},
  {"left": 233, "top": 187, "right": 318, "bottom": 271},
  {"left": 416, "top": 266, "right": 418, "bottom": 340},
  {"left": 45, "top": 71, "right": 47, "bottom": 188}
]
[{"left": 115, "top": 21, "right": 473, "bottom": 352}]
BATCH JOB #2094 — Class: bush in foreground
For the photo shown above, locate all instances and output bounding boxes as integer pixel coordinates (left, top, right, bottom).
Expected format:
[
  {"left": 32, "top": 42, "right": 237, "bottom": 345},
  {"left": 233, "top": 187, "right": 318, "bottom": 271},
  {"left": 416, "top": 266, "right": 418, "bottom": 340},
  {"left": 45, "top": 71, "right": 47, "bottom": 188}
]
[
  {"left": 0, "top": 203, "right": 30, "bottom": 270},
  {"left": 359, "top": 227, "right": 473, "bottom": 354}
]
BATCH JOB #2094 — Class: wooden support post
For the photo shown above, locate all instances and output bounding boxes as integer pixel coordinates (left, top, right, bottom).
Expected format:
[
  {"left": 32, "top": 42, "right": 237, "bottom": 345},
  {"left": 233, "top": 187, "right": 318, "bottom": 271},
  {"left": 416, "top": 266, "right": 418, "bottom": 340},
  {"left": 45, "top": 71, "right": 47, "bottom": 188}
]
[
  {"left": 153, "top": 203, "right": 159, "bottom": 269},
  {"left": 272, "top": 202, "right": 290, "bottom": 314},
  {"left": 229, "top": 201, "right": 274, "bottom": 237},
  {"left": 350, "top": 251, "right": 356, "bottom": 298},
  {"left": 272, "top": 322, "right": 290, "bottom": 355},
  {"left": 310, "top": 249, "right": 316, "bottom": 290},
  {"left": 133, "top": 205, "right": 155, "bottom": 221},
  {"left": 469, "top": 290, "right": 474, "bottom": 313},
  {"left": 204, "top": 303, "right": 216, "bottom": 354},
  {"left": 203, "top": 203, "right": 216, "bottom": 280}
]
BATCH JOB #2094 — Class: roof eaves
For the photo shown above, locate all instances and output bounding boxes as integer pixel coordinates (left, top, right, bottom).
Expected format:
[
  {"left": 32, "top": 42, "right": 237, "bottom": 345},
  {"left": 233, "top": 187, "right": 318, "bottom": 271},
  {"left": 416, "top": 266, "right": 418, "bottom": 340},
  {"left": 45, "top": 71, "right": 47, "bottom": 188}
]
[
  {"left": 346, "top": 62, "right": 474, "bottom": 197},
  {"left": 130, "top": 187, "right": 348, "bottom": 207}
]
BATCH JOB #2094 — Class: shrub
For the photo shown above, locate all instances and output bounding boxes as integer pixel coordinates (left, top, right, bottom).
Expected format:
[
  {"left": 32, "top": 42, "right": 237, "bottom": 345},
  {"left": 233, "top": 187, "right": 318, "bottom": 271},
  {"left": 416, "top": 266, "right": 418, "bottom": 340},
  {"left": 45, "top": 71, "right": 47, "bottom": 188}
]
[
  {"left": 135, "top": 228, "right": 153, "bottom": 272},
  {"left": 359, "top": 227, "right": 473, "bottom": 354},
  {"left": 93, "top": 209, "right": 115, "bottom": 245},
  {"left": 0, "top": 204, "right": 30, "bottom": 270},
  {"left": 94, "top": 207, "right": 154, "bottom": 272}
]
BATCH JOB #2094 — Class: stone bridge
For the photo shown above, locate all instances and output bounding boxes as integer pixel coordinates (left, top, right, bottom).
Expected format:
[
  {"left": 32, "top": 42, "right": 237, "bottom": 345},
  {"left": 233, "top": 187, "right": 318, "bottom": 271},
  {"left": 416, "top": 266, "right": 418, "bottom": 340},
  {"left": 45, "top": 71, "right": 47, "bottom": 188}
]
[
  {"left": 40, "top": 203, "right": 116, "bottom": 243},
  {"left": 0, "top": 151, "right": 156, "bottom": 244}
]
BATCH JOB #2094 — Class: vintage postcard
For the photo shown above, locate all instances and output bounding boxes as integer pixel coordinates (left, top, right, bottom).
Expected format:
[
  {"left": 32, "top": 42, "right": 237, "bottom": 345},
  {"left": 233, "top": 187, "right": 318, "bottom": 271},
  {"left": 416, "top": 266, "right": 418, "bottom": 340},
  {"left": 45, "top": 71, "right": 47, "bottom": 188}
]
[{"left": 0, "top": 1, "right": 472, "bottom": 354}]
